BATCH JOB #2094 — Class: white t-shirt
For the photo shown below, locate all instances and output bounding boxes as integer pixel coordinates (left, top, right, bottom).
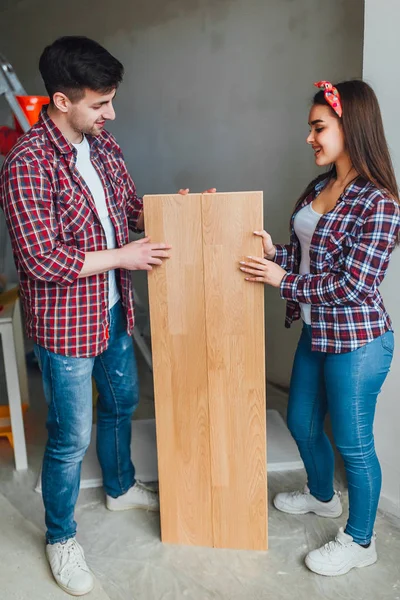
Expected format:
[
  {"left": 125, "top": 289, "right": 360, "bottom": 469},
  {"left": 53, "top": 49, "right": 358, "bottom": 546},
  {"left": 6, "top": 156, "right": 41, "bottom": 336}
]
[
  {"left": 72, "top": 135, "right": 120, "bottom": 308},
  {"left": 293, "top": 202, "right": 322, "bottom": 325}
]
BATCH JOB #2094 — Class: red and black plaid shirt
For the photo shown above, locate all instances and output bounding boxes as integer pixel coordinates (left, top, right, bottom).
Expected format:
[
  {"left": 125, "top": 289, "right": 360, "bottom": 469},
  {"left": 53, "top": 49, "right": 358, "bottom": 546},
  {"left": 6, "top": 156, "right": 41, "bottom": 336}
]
[
  {"left": 0, "top": 109, "right": 143, "bottom": 357},
  {"left": 276, "top": 176, "right": 400, "bottom": 353}
]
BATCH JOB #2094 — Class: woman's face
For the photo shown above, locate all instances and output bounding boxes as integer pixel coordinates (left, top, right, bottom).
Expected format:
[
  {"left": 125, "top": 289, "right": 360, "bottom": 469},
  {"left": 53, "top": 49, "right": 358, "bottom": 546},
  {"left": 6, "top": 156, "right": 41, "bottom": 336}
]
[{"left": 306, "top": 104, "right": 347, "bottom": 166}]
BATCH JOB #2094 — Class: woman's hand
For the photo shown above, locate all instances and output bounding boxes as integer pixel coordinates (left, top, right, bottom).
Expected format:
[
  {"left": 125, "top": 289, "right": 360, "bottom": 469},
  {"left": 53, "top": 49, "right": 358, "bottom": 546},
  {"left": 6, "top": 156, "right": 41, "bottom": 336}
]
[
  {"left": 239, "top": 256, "right": 286, "bottom": 287},
  {"left": 253, "top": 230, "right": 276, "bottom": 260}
]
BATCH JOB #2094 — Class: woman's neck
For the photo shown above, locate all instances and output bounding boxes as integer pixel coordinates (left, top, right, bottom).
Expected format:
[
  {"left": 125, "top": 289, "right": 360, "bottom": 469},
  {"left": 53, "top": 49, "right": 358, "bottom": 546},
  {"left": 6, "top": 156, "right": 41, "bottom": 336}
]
[{"left": 334, "top": 156, "right": 358, "bottom": 188}]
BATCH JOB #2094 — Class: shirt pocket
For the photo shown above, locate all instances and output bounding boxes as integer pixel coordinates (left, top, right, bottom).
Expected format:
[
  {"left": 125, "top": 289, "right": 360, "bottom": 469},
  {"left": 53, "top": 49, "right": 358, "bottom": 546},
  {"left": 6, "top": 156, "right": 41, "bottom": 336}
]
[
  {"left": 324, "top": 231, "right": 357, "bottom": 270},
  {"left": 58, "top": 190, "right": 93, "bottom": 233},
  {"left": 56, "top": 189, "right": 99, "bottom": 250}
]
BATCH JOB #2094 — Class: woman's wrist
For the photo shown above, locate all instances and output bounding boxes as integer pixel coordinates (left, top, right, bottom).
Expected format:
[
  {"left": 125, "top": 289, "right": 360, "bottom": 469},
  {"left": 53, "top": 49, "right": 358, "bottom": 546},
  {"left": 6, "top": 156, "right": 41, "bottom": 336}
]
[{"left": 265, "top": 246, "right": 277, "bottom": 261}]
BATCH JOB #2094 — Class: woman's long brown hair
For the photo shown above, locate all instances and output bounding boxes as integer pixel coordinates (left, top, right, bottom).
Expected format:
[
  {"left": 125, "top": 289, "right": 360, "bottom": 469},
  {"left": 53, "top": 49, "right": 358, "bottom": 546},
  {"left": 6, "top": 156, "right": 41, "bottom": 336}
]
[{"left": 294, "top": 80, "right": 399, "bottom": 212}]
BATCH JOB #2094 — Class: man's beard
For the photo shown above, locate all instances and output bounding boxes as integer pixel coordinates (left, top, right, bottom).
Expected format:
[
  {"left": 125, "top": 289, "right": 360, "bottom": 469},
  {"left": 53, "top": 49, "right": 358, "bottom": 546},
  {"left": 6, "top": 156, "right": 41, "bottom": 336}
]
[{"left": 69, "top": 114, "right": 101, "bottom": 138}]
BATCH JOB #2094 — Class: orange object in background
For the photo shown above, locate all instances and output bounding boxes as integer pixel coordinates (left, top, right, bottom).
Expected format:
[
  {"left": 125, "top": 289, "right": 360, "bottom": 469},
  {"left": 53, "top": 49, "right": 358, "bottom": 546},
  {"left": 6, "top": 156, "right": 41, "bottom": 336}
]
[
  {"left": 0, "top": 404, "right": 29, "bottom": 449},
  {"left": 13, "top": 95, "right": 49, "bottom": 132}
]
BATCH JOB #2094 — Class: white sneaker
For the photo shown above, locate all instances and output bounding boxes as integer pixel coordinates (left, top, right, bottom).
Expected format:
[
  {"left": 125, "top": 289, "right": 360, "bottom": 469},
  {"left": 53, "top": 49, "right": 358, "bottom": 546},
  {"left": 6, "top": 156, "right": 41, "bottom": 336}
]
[
  {"left": 46, "top": 538, "right": 94, "bottom": 596},
  {"left": 273, "top": 485, "right": 342, "bottom": 517},
  {"left": 106, "top": 481, "right": 159, "bottom": 512},
  {"left": 305, "top": 527, "right": 377, "bottom": 576}
]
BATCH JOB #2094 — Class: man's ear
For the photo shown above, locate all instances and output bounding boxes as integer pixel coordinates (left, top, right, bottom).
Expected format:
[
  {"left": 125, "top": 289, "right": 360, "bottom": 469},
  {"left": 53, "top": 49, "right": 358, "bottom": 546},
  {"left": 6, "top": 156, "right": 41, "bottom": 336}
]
[{"left": 52, "top": 92, "right": 72, "bottom": 114}]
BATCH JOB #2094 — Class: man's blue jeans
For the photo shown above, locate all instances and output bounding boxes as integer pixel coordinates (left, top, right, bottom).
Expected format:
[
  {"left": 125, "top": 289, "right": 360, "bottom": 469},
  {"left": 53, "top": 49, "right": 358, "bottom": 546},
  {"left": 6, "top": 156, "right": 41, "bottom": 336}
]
[
  {"left": 287, "top": 324, "right": 394, "bottom": 545},
  {"left": 34, "top": 301, "right": 139, "bottom": 544}
]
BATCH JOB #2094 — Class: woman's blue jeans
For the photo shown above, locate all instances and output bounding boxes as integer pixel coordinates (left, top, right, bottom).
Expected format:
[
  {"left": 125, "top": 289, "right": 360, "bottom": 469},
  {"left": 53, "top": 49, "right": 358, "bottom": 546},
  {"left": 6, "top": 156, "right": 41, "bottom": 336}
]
[
  {"left": 287, "top": 324, "right": 394, "bottom": 545},
  {"left": 34, "top": 301, "right": 139, "bottom": 544}
]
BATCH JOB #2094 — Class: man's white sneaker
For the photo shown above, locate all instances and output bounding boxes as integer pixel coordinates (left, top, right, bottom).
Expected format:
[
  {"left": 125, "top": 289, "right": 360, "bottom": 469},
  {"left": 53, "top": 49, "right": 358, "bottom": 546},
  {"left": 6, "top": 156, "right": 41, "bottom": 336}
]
[
  {"left": 46, "top": 538, "right": 94, "bottom": 596},
  {"left": 106, "top": 481, "right": 159, "bottom": 512},
  {"left": 305, "top": 527, "right": 377, "bottom": 576},
  {"left": 273, "top": 485, "right": 342, "bottom": 517}
]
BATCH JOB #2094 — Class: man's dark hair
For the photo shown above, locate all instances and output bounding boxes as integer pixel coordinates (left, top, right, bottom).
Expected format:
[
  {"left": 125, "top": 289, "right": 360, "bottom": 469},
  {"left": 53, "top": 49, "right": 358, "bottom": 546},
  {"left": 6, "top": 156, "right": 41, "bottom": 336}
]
[{"left": 39, "top": 36, "right": 124, "bottom": 103}]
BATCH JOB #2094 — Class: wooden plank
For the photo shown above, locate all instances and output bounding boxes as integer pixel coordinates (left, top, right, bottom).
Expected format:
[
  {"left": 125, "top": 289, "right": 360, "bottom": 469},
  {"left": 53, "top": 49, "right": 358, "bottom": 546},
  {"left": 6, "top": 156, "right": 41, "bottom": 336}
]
[
  {"left": 143, "top": 194, "right": 213, "bottom": 546},
  {"left": 144, "top": 191, "right": 267, "bottom": 550},
  {"left": 201, "top": 192, "right": 267, "bottom": 550}
]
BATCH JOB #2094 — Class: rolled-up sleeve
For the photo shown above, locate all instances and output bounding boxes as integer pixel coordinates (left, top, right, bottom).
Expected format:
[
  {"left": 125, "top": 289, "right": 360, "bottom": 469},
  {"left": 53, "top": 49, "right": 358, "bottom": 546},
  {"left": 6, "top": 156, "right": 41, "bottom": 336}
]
[
  {"left": 1, "top": 159, "right": 85, "bottom": 286},
  {"left": 273, "top": 244, "right": 292, "bottom": 270}
]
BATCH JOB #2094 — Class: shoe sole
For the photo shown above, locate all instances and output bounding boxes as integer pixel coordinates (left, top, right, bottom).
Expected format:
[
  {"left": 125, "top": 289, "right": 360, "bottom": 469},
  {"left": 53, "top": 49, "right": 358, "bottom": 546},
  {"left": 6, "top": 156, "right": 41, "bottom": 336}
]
[
  {"left": 273, "top": 498, "right": 343, "bottom": 518},
  {"left": 56, "top": 580, "right": 95, "bottom": 596},
  {"left": 305, "top": 553, "right": 377, "bottom": 576},
  {"left": 106, "top": 503, "right": 159, "bottom": 512}
]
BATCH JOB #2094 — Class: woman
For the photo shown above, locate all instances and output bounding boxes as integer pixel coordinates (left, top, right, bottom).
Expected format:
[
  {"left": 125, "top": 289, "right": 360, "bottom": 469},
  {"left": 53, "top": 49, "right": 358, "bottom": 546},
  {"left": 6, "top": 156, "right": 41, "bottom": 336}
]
[{"left": 240, "top": 80, "right": 400, "bottom": 576}]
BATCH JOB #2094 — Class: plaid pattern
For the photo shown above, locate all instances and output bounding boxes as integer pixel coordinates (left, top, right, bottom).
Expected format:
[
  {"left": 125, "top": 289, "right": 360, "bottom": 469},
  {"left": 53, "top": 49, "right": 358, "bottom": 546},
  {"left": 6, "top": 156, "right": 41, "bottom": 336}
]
[
  {"left": 275, "top": 176, "right": 400, "bottom": 353},
  {"left": 0, "top": 109, "right": 143, "bottom": 357}
]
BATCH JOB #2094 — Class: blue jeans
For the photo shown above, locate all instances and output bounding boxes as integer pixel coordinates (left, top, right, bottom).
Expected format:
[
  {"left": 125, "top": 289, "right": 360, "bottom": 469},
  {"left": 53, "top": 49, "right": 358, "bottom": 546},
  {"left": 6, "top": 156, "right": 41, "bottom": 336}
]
[
  {"left": 287, "top": 324, "right": 394, "bottom": 545},
  {"left": 34, "top": 301, "right": 139, "bottom": 544}
]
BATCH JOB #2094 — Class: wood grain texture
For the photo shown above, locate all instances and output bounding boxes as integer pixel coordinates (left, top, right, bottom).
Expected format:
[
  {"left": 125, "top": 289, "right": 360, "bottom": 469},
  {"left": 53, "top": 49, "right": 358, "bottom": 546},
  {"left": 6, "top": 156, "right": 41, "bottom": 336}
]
[
  {"left": 202, "top": 192, "right": 267, "bottom": 550},
  {"left": 144, "top": 194, "right": 213, "bottom": 546},
  {"left": 144, "top": 192, "right": 267, "bottom": 550}
]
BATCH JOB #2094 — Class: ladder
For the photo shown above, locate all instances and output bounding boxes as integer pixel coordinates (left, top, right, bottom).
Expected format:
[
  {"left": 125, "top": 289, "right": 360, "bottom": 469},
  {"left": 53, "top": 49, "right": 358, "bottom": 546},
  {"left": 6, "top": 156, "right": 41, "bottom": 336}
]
[
  {"left": 0, "top": 54, "right": 153, "bottom": 370},
  {"left": 0, "top": 55, "right": 28, "bottom": 280},
  {"left": 0, "top": 54, "right": 30, "bottom": 132}
]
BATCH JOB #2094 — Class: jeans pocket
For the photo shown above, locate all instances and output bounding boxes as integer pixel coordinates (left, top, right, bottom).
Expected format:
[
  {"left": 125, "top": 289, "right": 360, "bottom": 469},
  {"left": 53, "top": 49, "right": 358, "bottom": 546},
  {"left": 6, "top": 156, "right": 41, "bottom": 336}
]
[{"left": 380, "top": 332, "right": 395, "bottom": 354}]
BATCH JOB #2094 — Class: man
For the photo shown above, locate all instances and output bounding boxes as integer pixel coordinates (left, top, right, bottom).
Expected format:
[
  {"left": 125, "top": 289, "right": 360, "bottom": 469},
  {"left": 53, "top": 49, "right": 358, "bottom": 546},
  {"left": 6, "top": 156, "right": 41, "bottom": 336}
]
[{"left": 0, "top": 36, "right": 173, "bottom": 596}]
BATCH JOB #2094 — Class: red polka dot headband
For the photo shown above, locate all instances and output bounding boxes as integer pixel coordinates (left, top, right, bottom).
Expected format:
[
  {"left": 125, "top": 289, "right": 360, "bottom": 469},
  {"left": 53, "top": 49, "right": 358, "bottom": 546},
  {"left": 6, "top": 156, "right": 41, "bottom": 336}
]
[{"left": 314, "top": 81, "right": 343, "bottom": 118}]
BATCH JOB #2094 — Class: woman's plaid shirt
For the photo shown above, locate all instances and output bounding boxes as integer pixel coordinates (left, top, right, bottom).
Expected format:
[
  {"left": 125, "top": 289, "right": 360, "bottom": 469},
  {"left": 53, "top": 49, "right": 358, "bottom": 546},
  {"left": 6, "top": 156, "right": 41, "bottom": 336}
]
[
  {"left": 275, "top": 176, "right": 400, "bottom": 353},
  {"left": 0, "top": 109, "right": 143, "bottom": 357}
]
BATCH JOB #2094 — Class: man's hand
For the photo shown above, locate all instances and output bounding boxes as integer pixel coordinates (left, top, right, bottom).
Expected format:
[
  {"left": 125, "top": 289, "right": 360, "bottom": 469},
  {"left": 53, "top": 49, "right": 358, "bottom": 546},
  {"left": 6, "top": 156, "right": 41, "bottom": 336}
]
[
  {"left": 118, "top": 237, "right": 171, "bottom": 271},
  {"left": 178, "top": 188, "right": 217, "bottom": 195},
  {"left": 79, "top": 238, "right": 171, "bottom": 278},
  {"left": 239, "top": 256, "right": 286, "bottom": 287}
]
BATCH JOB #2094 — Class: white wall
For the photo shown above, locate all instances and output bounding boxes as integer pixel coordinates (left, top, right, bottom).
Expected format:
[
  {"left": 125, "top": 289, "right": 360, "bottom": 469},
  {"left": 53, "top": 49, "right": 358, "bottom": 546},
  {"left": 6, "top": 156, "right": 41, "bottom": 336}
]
[
  {"left": 0, "top": 0, "right": 364, "bottom": 386},
  {"left": 364, "top": 0, "right": 400, "bottom": 518}
]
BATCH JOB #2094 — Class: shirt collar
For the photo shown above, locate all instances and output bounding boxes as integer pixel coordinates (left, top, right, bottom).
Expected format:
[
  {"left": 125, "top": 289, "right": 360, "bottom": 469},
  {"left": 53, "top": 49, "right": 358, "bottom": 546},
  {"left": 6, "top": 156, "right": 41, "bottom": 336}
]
[
  {"left": 314, "top": 177, "right": 329, "bottom": 194},
  {"left": 314, "top": 173, "right": 369, "bottom": 203},
  {"left": 38, "top": 107, "right": 102, "bottom": 155}
]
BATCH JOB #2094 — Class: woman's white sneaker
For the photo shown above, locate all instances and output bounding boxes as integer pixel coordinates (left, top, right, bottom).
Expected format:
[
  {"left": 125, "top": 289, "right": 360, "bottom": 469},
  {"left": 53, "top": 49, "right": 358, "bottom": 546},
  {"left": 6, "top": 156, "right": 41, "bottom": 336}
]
[
  {"left": 273, "top": 485, "right": 342, "bottom": 517},
  {"left": 305, "top": 527, "right": 377, "bottom": 576},
  {"left": 106, "top": 481, "right": 159, "bottom": 512},
  {"left": 46, "top": 538, "right": 94, "bottom": 596}
]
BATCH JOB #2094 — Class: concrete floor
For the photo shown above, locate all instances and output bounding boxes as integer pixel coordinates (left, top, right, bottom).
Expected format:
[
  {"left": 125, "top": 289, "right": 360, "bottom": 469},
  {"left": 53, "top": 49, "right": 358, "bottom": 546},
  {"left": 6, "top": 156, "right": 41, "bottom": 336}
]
[{"left": 1, "top": 343, "right": 400, "bottom": 600}]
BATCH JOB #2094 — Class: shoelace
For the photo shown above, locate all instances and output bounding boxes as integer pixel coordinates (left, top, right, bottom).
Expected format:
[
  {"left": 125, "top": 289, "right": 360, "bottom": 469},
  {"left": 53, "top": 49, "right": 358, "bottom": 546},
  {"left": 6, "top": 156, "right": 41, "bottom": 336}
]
[
  {"left": 290, "top": 488, "right": 342, "bottom": 501},
  {"left": 289, "top": 488, "right": 310, "bottom": 499},
  {"left": 58, "top": 540, "right": 87, "bottom": 578},
  {"left": 323, "top": 538, "right": 345, "bottom": 554}
]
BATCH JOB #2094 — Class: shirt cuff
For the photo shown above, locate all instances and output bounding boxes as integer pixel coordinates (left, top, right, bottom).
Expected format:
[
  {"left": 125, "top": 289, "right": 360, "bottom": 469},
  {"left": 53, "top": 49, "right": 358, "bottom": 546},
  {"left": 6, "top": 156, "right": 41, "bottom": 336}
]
[
  {"left": 62, "top": 249, "right": 86, "bottom": 285},
  {"left": 280, "top": 273, "right": 301, "bottom": 300},
  {"left": 273, "top": 245, "right": 288, "bottom": 267}
]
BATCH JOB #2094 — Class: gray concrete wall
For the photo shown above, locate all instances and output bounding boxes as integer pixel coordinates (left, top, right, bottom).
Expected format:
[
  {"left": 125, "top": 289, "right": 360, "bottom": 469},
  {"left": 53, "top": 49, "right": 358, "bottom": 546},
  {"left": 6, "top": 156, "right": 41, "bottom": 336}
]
[
  {"left": 0, "top": 0, "right": 364, "bottom": 385},
  {"left": 364, "top": 0, "right": 400, "bottom": 519}
]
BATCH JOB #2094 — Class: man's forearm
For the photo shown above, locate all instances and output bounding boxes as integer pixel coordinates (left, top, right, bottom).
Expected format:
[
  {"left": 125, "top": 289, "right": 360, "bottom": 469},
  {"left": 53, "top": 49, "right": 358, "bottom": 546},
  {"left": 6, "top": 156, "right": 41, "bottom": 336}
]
[{"left": 78, "top": 248, "right": 121, "bottom": 278}]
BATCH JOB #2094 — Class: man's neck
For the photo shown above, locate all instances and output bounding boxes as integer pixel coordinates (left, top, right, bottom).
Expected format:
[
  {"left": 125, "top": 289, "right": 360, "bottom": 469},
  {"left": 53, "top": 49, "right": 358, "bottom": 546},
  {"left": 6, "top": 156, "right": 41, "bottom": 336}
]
[{"left": 46, "top": 105, "right": 83, "bottom": 144}]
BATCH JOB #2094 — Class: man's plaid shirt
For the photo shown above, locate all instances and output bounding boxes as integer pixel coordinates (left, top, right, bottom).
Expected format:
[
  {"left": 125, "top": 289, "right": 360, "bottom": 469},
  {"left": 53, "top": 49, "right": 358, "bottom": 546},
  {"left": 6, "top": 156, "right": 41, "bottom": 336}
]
[
  {"left": 275, "top": 176, "right": 400, "bottom": 353},
  {"left": 0, "top": 109, "right": 143, "bottom": 357}
]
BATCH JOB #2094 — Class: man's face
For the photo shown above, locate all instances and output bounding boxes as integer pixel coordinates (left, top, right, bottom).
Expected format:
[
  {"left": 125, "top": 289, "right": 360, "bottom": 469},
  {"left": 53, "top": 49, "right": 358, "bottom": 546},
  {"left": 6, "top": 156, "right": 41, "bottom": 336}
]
[{"left": 67, "top": 88, "right": 116, "bottom": 136}]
